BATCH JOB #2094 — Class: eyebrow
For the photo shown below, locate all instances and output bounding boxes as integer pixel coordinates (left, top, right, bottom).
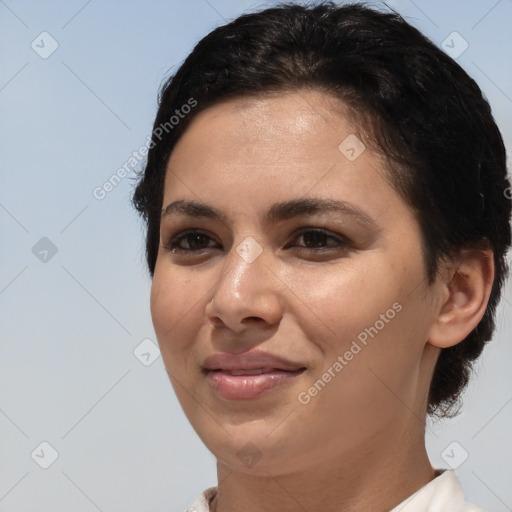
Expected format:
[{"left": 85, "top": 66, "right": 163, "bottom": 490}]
[{"left": 161, "top": 198, "right": 379, "bottom": 230}]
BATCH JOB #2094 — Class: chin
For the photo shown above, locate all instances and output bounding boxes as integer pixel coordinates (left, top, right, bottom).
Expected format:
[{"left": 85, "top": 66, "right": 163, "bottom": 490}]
[{"left": 201, "top": 423, "right": 306, "bottom": 476}]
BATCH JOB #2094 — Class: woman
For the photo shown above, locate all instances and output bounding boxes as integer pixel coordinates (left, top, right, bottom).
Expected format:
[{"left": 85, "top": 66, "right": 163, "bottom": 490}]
[{"left": 132, "top": 3, "right": 511, "bottom": 511}]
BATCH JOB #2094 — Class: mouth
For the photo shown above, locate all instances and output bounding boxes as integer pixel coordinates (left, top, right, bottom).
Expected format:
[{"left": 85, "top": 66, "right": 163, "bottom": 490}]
[
  {"left": 202, "top": 350, "right": 307, "bottom": 400},
  {"left": 210, "top": 367, "right": 304, "bottom": 376},
  {"left": 203, "top": 350, "right": 305, "bottom": 372},
  {"left": 204, "top": 366, "right": 306, "bottom": 400}
]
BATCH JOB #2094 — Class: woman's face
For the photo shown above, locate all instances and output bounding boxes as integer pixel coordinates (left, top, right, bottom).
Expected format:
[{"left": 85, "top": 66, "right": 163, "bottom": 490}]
[{"left": 151, "top": 90, "right": 442, "bottom": 475}]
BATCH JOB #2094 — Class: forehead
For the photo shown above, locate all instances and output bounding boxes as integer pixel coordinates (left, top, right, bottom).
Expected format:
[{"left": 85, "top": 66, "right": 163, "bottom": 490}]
[
  {"left": 169, "top": 90, "right": 362, "bottom": 160},
  {"left": 163, "top": 90, "right": 408, "bottom": 226},
  {"left": 166, "top": 90, "right": 384, "bottom": 178}
]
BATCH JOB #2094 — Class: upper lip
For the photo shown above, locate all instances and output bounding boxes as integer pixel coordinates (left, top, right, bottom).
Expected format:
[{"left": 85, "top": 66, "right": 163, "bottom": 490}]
[{"left": 203, "top": 350, "right": 305, "bottom": 372}]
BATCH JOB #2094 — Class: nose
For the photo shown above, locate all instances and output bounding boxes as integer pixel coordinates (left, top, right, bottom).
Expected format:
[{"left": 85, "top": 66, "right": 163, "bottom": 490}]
[{"left": 206, "top": 236, "right": 283, "bottom": 334}]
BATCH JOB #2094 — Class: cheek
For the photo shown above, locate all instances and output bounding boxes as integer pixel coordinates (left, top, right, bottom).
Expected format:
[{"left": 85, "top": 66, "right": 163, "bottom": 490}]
[
  {"left": 300, "top": 302, "right": 428, "bottom": 437},
  {"left": 150, "top": 264, "right": 201, "bottom": 348},
  {"left": 294, "top": 259, "right": 404, "bottom": 343},
  {"left": 324, "top": 290, "right": 431, "bottom": 412},
  {"left": 300, "top": 250, "right": 430, "bottom": 389},
  {"left": 150, "top": 268, "right": 172, "bottom": 335}
]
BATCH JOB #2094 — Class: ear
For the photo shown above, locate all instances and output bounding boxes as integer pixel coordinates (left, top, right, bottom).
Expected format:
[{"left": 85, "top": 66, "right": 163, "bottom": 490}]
[{"left": 428, "top": 248, "right": 494, "bottom": 349}]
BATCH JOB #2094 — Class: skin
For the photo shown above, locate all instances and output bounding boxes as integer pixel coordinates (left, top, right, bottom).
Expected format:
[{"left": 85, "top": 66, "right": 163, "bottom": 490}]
[{"left": 150, "top": 89, "right": 494, "bottom": 512}]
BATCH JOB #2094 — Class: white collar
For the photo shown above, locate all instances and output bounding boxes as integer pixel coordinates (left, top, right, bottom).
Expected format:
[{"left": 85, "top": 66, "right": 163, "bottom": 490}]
[
  {"left": 187, "top": 469, "right": 485, "bottom": 512},
  {"left": 389, "top": 469, "right": 484, "bottom": 512}
]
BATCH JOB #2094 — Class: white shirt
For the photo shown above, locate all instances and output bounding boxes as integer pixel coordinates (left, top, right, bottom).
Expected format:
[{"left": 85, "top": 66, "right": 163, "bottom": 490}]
[{"left": 185, "top": 469, "right": 484, "bottom": 512}]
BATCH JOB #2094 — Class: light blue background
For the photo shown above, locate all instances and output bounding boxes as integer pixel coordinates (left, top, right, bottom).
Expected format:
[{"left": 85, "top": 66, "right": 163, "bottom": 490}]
[{"left": 1, "top": 1, "right": 511, "bottom": 511}]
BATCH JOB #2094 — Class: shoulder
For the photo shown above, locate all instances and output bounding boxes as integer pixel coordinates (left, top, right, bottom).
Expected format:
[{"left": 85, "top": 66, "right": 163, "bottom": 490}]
[
  {"left": 390, "top": 469, "right": 486, "bottom": 512},
  {"left": 439, "top": 470, "right": 486, "bottom": 512},
  {"left": 187, "top": 473, "right": 486, "bottom": 512},
  {"left": 185, "top": 486, "right": 217, "bottom": 512}
]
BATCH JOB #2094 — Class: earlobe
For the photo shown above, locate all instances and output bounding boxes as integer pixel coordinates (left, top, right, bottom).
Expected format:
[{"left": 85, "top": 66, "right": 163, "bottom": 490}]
[{"left": 428, "top": 249, "right": 494, "bottom": 349}]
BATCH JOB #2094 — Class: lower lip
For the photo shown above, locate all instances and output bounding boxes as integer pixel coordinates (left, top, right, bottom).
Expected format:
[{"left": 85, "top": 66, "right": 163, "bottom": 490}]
[{"left": 205, "top": 369, "right": 305, "bottom": 400}]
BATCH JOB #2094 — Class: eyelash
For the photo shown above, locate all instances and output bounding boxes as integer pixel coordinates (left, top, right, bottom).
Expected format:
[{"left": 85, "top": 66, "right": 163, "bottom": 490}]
[{"left": 164, "top": 228, "right": 351, "bottom": 255}]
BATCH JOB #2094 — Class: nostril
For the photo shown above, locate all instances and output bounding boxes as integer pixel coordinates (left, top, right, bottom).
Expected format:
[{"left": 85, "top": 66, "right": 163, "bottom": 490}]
[{"left": 241, "top": 316, "right": 264, "bottom": 324}]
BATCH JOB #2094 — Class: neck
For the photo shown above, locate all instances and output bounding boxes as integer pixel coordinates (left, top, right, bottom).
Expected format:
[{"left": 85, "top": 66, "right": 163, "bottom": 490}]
[{"left": 211, "top": 425, "right": 435, "bottom": 512}]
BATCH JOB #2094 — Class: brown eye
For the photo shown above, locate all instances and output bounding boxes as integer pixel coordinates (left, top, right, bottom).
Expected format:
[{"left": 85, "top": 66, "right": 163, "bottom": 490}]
[
  {"left": 301, "top": 230, "right": 330, "bottom": 248},
  {"left": 287, "top": 228, "right": 350, "bottom": 251},
  {"left": 166, "top": 231, "right": 219, "bottom": 252}
]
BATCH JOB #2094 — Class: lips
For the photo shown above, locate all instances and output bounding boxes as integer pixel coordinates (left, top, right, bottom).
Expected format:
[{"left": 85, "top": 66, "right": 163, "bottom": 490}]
[
  {"left": 203, "top": 351, "right": 305, "bottom": 373},
  {"left": 203, "top": 350, "right": 306, "bottom": 400},
  {"left": 224, "top": 368, "right": 278, "bottom": 375}
]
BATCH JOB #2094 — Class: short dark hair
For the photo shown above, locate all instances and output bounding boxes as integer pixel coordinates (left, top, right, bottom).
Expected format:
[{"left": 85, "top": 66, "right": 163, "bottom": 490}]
[{"left": 133, "top": 2, "right": 511, "bottom": 417}]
